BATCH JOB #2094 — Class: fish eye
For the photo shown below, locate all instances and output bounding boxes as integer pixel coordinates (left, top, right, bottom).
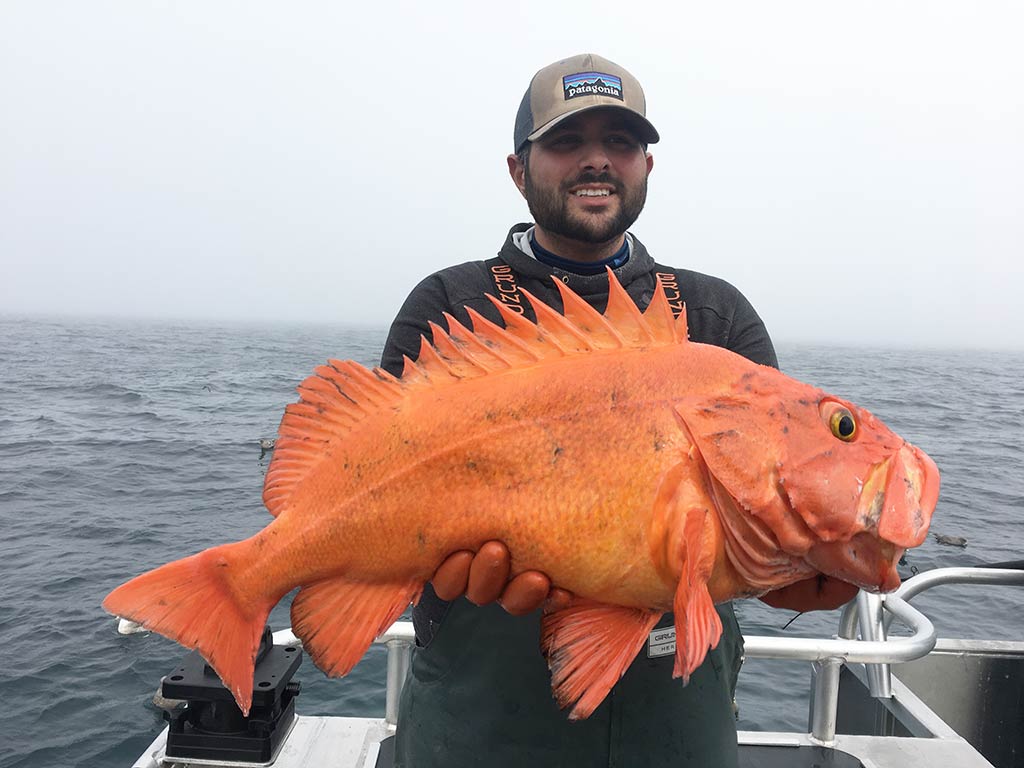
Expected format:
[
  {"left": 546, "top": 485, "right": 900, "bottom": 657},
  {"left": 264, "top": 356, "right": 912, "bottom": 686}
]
[{"left": 821, "top": 401, "right": 858, "bottom": 442}]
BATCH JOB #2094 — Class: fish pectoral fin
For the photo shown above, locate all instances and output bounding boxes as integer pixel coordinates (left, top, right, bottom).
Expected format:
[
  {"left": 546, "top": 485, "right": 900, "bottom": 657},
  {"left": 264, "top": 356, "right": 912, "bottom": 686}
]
[
  {"left": 672, "top": 508, "right": 724, "bottom": 682},
  {"left": 540, "top": 599, "right": 662, "bottom": 720},
  {"left": 291, "top": 577, "right": 423, "bottom": 678}
]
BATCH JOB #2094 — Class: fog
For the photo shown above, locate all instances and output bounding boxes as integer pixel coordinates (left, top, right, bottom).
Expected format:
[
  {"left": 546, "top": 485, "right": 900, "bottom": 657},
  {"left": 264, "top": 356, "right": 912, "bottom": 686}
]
[{"left": 2, "top": 1, "right": 1021, "bottom": 348}]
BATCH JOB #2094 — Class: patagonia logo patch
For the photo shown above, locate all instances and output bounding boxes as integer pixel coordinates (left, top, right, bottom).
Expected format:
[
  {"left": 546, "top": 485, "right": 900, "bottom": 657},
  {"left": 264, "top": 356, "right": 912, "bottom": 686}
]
[{"left": 563, "top": 72, "right": 623, "bottom": 101}]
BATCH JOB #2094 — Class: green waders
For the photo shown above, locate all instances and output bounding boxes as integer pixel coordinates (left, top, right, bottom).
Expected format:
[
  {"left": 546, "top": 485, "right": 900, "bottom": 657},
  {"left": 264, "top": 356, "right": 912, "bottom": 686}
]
[{"left": 393, "top": 599, "right": 743, "bottom": 767}]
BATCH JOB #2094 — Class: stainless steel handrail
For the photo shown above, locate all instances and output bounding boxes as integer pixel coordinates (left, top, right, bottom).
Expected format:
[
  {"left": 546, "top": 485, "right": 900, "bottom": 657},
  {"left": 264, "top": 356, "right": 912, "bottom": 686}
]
[
  {"left": 272, "top": 624, "right": 416, "bottom": 727},
  {"left": 271, "top": 567, "right": 1024, "bottom": 741}
]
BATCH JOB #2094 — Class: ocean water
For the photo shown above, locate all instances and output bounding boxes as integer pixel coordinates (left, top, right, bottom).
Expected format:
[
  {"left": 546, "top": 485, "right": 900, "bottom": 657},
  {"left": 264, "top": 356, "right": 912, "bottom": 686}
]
[{"left": 1, "top": 315, "right": 1022, "bottom": 768}]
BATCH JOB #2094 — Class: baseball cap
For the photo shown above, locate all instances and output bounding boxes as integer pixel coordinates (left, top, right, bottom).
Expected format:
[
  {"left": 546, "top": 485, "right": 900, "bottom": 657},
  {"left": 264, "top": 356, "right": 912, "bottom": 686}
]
[{"left": 513, "top": 53, "right": 660, "bottom": 152}]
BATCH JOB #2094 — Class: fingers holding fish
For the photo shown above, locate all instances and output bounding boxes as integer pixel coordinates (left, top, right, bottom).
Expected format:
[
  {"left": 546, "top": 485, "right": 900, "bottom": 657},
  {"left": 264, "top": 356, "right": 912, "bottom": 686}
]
[{"left": 431, "top": 541, "right": 566, "bottom": 615}]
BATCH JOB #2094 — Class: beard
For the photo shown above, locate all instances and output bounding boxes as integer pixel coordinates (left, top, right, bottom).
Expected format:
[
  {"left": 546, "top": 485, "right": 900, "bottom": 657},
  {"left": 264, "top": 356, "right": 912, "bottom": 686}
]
[{"left": 523, "top": 169, "right": 648, "bottom": 245}]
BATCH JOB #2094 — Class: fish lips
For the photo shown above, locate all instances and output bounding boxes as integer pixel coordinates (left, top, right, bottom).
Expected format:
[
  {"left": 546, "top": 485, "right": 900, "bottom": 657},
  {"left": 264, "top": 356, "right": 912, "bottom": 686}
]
[
  {"left": 804, "top": 533, "right": 904, "bottom": 593},
  {"left": 790, "top": 442, "right": 940, "bottom": 593},
  {"left": 875, "top": 443, "right": 940, "bottom": 548}
]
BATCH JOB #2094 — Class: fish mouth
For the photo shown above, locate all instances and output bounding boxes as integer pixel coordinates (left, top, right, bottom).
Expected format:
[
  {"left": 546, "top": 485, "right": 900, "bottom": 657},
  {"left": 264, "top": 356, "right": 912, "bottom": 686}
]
[
  {"left": 805, "top": 443, "right": 939, "bottom": 593},
  {"left": 859, "top": 443, "right": 940, "bottom": 549},
  {"left": 805, "top": 535, "right": 903, "bottom": 593}
]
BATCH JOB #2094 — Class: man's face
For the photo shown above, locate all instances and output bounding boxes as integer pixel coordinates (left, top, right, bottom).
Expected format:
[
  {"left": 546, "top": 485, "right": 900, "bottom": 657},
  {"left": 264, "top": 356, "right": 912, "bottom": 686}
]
[{"left": 512, "top": 109, "right": 654, "bottom": 246}]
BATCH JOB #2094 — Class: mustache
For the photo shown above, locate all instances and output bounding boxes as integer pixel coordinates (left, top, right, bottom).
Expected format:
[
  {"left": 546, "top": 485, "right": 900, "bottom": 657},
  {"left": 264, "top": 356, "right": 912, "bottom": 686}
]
[{"left": 563, "top": 172, "right": 623, "bottom": 192}]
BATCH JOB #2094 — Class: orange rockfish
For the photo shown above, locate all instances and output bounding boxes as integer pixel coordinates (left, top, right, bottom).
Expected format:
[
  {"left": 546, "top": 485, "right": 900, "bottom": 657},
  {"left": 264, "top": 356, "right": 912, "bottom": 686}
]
[{"left": 103, "top": 273, "right": 939, "bottom": 719}]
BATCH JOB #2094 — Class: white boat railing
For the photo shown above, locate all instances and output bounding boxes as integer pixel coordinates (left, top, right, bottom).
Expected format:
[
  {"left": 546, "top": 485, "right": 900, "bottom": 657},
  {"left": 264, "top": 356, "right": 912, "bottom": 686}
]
[{"left": 272, "top": 567, "right": 1024, "bottom": 744}]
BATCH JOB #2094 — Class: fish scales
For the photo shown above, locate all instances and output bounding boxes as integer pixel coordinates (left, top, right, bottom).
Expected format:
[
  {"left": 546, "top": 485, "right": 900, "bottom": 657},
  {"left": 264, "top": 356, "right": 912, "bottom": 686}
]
[{"left": 104, "top": 273, "right": 939, "bottom": 719}]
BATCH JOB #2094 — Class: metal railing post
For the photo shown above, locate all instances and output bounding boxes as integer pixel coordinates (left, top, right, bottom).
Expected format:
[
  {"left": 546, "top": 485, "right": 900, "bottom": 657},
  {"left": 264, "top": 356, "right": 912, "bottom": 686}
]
[
  {"left": 808, "top": 656, "right": 843, "bottom": 745},
  {"left": 856, "top": 591, "right": 892, "bottom": 699},
  {"left": 384, "top": 638, "right": 412, "bottom": 727}
]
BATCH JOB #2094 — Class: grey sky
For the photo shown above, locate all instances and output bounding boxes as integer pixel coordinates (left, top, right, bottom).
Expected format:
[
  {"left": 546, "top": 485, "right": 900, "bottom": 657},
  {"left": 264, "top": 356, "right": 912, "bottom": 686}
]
[{"left": 2, "top": 1, "right": 1021, "bottom": 348}]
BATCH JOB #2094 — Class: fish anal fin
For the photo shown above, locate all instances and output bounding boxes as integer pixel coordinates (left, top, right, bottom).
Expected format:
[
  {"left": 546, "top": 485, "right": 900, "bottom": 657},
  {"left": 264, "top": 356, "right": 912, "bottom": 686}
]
[
  {"left": 540, "top": 599, "right": 662, "bottom": 719},
  {"left": 672, "top": 508, "right": 723, "bottom": 682},
  {"left": 291, "top": 577, "right": 423, "bottom": 678}
]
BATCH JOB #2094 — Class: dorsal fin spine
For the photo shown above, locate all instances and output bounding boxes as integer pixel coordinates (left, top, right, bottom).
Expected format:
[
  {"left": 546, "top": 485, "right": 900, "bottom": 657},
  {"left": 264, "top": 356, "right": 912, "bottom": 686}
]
[
  {"left": 520, "top": 287, "right": 596, "bottom": 352},
  {"left": 640, "top": 280, "right": 680, "bottom": 344},
  {"left": 464, "top": 307, "right": 542, "bottom": 364},
  {"left": 429, "top": 320, "right": 496, "bottom": 376},
  {"left": 603, "top": 266, "right": 654, "bottom": 344},
  {"left": 553, "top": 280, "right": 625, "bottom": 349},
  {"left": 485, "top": 295, "right": 568, "bottom": 357},
  {"left": 442, "top": 312, "right": 513, "bottom": 370},
  {"left": 415, "top": 338, "right": 460, "bottom": 380}
]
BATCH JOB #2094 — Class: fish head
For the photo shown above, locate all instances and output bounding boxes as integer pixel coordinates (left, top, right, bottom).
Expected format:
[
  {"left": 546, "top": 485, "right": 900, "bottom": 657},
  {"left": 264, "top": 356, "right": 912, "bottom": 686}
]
[
  {"left": 678, "top": 372, "right": 940, "bottom": 594},
  {"left": 778, "top": 396, "right": 940, "bottom": 591}
]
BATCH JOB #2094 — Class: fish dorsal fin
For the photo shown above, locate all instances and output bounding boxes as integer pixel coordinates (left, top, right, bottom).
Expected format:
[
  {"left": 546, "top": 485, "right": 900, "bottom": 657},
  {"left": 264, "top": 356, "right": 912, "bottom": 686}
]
[
  {"left": 486, "top": 294, "right": 570, "bottom": 360},
  {"left": 604, "top": 267, "right": 654, "bottom": 345},
  {"left": 521, "top": 286, "right": 597, "bottom": 353},
  {"left": 264, "top": 272, "right": 686, "bottom": 517},
  {"left": 463, "top": 307, "right": 544, "bottom": 367},
  {"left": 642, "top": 280, "right": 684, "bottom": 344},
  {"left": 553, "top": 279, "right": 626, "bottom": 349},
  {"left": 263, "top": 360, "right": 404, "bottom": 516}
]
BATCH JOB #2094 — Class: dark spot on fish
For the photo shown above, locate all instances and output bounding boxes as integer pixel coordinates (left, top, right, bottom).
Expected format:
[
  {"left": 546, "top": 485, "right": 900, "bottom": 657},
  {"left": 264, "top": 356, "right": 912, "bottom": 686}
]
[
  {"left": 782, "top": 426, "right": 789, "bottom": 434},
  {"left": 710, "top": 429, "right": 739, "bottom": 443},
  {"left": 653, "top": 439, "right": 666, "bottom": 452},
  {"left": 316, "top": 404, "right": 326, "bottom": 414},
  {"left": 158, "top": 599, "right": 168, "bottom": 606},
  {"left": 485, "top": 410, "right": 497, "bottom": 421},
  {"left": 552, "top": 446, "right": 563, "bottom": 464},
  {"left": 417, "top": 530, "right": 427, "bottom": 549},
  {"left": 466, "top": 460, "right": 477, "bottom": 470},
  {"left": 344, "top": 462, "right": 350, "bottom": 470},
  {"left": 798, "top": 399, "right": 811, "bottom": 406}
]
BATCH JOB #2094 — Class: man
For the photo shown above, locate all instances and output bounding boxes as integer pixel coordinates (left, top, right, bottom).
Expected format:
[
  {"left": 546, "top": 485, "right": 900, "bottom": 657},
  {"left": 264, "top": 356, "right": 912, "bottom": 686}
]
[{"left": 379, "top": 53, "right": 855, "bottom": 768}]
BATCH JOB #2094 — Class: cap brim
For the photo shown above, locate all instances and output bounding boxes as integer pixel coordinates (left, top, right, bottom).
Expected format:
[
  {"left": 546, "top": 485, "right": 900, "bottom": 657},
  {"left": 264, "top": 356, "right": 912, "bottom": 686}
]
[{"left": 527, "top": 104, "right": 660, "bottom": 146}]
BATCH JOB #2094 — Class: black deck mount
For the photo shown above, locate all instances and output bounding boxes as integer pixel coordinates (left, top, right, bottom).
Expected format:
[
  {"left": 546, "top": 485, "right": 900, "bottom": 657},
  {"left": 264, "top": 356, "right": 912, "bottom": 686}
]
[{"left": 160, "top": 626, "right": 302, "bottom": 764}]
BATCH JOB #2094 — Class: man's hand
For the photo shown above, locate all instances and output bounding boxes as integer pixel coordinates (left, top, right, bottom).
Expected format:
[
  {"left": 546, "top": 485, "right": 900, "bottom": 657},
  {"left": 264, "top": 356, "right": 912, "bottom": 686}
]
[
  {"left": 759, "top": 574, "right": 859, "bottom": 612},
  {"left": 431, "top": 541, "right": 573, "bottom": 615}
]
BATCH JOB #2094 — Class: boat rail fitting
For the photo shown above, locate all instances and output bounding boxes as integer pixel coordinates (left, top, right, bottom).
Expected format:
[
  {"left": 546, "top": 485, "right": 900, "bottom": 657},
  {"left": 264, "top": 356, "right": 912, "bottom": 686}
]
[
  {"left": 855, "top": 591, "right": 892, "bottom": 699},
  {"left": 744, "top": 594, "right": 935, "bottom": 744}
]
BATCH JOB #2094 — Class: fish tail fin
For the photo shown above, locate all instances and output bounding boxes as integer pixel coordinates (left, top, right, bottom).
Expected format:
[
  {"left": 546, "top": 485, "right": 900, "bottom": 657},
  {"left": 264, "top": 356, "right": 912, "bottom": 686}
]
[{"left": 102, "top": 543, "right": 273, "bottom": 715}]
